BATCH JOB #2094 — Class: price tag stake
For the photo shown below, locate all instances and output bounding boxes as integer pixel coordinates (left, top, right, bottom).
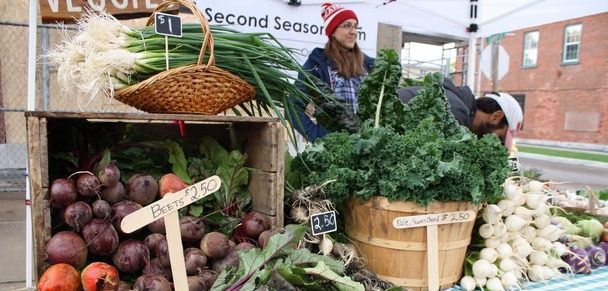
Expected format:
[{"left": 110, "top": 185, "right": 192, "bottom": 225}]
[
  {"left": 121, "top": 175, "right": 221, "bottom": 291},
  {"left": 154, "top": 12, "right": 182, "bottom": 71}
]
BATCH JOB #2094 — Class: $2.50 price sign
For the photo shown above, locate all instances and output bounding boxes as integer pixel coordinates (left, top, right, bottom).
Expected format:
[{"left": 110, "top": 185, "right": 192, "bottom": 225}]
[
  {"left": 392, "top": 210, "right": 476, "bottom": 229},
  {"left": 121, "top": 175, "right": 221, "bottom": 233},
  {"left": 310, "top": 211, "right": 337, "bottom": 236}
]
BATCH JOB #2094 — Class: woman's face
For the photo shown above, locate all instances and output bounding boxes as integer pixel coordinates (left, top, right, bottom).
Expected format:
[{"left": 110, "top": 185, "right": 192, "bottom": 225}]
[{"left": 332, "top": 18, "right": 358, "bottom": 49}]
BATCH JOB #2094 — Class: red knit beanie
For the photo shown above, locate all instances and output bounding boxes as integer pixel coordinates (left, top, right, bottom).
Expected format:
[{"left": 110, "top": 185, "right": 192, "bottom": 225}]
[{"left": 321, "top": 2, "right": 358, "bottom": 37}]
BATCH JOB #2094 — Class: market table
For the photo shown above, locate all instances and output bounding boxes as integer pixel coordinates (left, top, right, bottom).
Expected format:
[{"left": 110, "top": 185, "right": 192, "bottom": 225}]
[{"left": 447, "top": 266, "right": 608, "bottom": 290}]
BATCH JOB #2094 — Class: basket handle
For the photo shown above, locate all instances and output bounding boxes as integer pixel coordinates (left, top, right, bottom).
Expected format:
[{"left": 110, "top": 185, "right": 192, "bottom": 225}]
[{"left": 146, "top": 0, "right": 215, "bottom": 67}]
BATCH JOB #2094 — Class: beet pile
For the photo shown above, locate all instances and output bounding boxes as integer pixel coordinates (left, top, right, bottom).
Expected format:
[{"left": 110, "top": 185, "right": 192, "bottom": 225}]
[{"left": 40, "top": 162, "right": 274, "bottom": 291}]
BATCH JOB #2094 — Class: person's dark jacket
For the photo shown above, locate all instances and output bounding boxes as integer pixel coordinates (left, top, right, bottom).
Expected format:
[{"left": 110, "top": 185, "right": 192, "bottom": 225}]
[
  {"left": 397, "top": 78, "right": 476, "bottom": 127},
  {"left": 293, "top": 48, "right": 375, "bottom": 142}
]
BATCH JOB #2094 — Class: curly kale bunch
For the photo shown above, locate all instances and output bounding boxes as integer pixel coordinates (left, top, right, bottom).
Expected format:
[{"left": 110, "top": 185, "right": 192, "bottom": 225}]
[{"left": 294, "top": 50, "right": 510, "bottom": 206}]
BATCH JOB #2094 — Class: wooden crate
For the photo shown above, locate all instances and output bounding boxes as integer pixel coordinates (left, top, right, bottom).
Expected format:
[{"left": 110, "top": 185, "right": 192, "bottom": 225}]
[{"left": 26, "top": 111, "right": 285, "bottom": 277}]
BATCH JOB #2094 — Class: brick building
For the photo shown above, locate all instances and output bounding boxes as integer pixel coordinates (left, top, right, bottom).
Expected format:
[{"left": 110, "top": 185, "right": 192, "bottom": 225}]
[{"left": 455, "top": 12, "right": 608, "bottom": 145}]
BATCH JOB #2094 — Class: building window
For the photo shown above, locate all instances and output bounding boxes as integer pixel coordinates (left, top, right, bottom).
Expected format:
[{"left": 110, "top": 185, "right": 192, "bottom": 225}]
[
  {"left": 562, "top": 24, "right": 582, "bottom": 64},
  {"left": 522, "top": 31, "right": 539, "bottom": 67}
]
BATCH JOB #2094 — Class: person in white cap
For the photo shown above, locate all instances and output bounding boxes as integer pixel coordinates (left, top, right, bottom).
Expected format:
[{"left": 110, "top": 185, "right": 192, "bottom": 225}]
[
  {"left": 291, "top": 2, "right": 375, "bottom": 142},
  {"left": 398, "top": 83, "right": 523, "bottom": 150},
  {"left": 470, "top": 92, "right": 524, "bottom": 150}
]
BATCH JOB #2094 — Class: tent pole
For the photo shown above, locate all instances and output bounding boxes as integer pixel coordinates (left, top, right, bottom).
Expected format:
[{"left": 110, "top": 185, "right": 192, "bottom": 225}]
[
  {"left": 26, "top": 0, "right": 37, "bottom": 288},
  {"left": 466, "top": 0, "right": 478, "bottom": 89},
  {"left": 467, "top": 32, "right": 477, "bottom": 89}
]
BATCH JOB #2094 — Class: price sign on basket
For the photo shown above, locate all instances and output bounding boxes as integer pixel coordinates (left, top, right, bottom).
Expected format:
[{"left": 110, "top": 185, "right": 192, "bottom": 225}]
[
  {"left": 155, "top": 12, "right": 182, "bottom": 70},
  {"left": 121, "top": 175, "right": 221, "bottom": 291},
  {"left": 155, "top": 12, "right": 182, "bottom": 37},
  {"left": 392, "top": 209, "right": 476, "bottom": 291},
  {"left": 310, "top": 210, "right": 337, "bottom": 235}
]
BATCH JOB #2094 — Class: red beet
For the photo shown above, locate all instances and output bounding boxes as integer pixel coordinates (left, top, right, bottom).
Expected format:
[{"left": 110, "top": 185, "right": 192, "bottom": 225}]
[
  {"left": 180, "top": 216, "right": 206, "bottom": 244},
  {"left": 76, "top": 172, "right": 101, "bottom": 197},
  {"left": 82, "top": 218, "right": 119, "bottom": 256},
  {"left": 92, "top": 199, "right": 112, "bottom": 220},
  {"left": 144, "top": 233, "right": 165, "bottom": 256},
  {"left": 184, "top": 247, "right": 207, "bottom": 276},
  {"left": 200, "top": 232, "right": 231, "bottom": 259},
  {"left": 49, "top": 178, "right": 78, "bottom": 208},
  {"left": 126, "top": 174, "right": 159, "bottom": 206},
  {"left": 111, "top": 200, "right": 142, "bottom": 235},
  {"left": 98, "top": 161, "right": 121, "bottom": 188},
  {"left": 81, "top": 261, "right": 120, "bottom": 291},
  {"left": 101, "top": 182, "right": 126, "bottom": 204},
  {"left": 133, "top": 274, "right": 172, "bottom": 291},
  {"left": 112, "top": 239, "right": 150, "bottom": 274},
  {"left": 45, "top": 230, "right": 88, "bottom": 268},
  {"left": 147, "top": 218, "right": 166, "bottom": 234},
  {"left": 63, "top": 201, "right": 93, "bottom": 232}
]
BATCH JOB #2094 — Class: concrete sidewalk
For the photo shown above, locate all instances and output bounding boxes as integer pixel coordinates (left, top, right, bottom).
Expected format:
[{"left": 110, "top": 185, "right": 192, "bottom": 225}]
[{"left": 0, "top": 192, "right": 30, "bottom": 290}]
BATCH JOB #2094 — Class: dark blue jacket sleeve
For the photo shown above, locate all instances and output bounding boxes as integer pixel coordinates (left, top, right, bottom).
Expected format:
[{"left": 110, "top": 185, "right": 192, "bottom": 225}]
[{"left": 291, "top": 50, "right": 330, "bottom": 142}]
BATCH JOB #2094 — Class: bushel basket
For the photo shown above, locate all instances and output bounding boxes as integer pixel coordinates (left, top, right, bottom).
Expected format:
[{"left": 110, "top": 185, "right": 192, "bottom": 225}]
[{"left": 113, "top": 0, "right": 256, "bottom": 114}]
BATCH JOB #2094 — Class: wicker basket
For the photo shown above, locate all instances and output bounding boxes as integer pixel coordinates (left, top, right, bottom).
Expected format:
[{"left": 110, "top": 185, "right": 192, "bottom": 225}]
[{"left": 113, "top": 0, "right": 256, "bottom": 114}]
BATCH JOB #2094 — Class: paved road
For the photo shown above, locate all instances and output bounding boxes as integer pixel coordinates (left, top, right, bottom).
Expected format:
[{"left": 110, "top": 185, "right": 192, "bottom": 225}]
[{"left": 518, "top": 153, "right": 608, "bottom": 191}]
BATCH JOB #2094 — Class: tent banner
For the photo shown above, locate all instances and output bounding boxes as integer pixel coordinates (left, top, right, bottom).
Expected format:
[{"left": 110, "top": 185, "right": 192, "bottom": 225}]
[{"left": 196, "top": 0, "right": 378, "bottom": 63}]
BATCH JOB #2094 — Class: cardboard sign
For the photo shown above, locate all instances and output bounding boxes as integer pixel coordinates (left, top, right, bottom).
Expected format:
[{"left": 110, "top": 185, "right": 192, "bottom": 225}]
[
  {"left": 310, "top": 210, "right": 337, "bottom": 235},
  {"left": 155, "top": 12, "right": 182, "bottom": 37},
  {"left": 392, "top": 210, "right": 476, "bottom": 229}
]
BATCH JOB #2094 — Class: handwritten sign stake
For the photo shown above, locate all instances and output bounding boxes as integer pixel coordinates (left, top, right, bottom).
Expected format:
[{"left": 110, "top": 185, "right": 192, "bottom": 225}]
[
  {"left": 392, "top": 210, "right": 476, "bottom": 291},
  {"left": 122, "top": 175, "right": 221, "bottom": 291}
]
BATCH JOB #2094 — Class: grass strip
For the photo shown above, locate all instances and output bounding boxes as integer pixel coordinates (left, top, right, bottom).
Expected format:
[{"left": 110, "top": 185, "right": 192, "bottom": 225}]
[{"left": 517, "top": 145, "right": 608, "bottom": 163}]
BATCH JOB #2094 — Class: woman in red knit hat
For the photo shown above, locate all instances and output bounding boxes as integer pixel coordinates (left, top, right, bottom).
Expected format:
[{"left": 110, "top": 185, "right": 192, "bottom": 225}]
[{"left": 292, "top": 2, "right": 374, "bottom": 142}]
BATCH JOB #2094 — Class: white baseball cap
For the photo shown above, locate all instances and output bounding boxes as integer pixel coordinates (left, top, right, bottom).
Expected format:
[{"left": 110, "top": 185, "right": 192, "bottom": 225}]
[
  {"left": 485, "top": 92, "right": 523, "bottom": 150},
  {"left": 484, "top": 92, "right": 523, "bottom": 131}
]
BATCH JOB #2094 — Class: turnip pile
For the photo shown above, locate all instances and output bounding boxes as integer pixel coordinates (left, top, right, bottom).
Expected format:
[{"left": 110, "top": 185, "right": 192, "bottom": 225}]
[{"left": 460, "top": 177, "right": 574, "bottom": 291}]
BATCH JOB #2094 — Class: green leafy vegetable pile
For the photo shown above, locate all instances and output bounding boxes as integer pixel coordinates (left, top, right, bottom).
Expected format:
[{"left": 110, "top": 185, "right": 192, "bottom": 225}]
[
  {"left": 211, "top": 224, "right": 364, "bottom": 291},
  {"left": 293, "top": 49, "right": 510, "bottom": 206}
]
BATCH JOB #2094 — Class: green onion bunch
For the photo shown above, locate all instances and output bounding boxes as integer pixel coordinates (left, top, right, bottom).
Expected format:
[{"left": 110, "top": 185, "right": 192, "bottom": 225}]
[{"left": 48, "top": 11, "right": 330, "bottom": 141}]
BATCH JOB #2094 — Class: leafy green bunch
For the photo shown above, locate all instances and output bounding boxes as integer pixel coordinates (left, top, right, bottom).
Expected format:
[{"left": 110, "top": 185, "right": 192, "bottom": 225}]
[{"left": 293, "top": 50, "right": 510, "bottom": 206}]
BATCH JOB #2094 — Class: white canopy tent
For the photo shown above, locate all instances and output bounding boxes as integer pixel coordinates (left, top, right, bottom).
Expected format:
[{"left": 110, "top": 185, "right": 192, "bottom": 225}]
[{"left": 24, "top": 0, "right": 608, "bottom": 288}]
